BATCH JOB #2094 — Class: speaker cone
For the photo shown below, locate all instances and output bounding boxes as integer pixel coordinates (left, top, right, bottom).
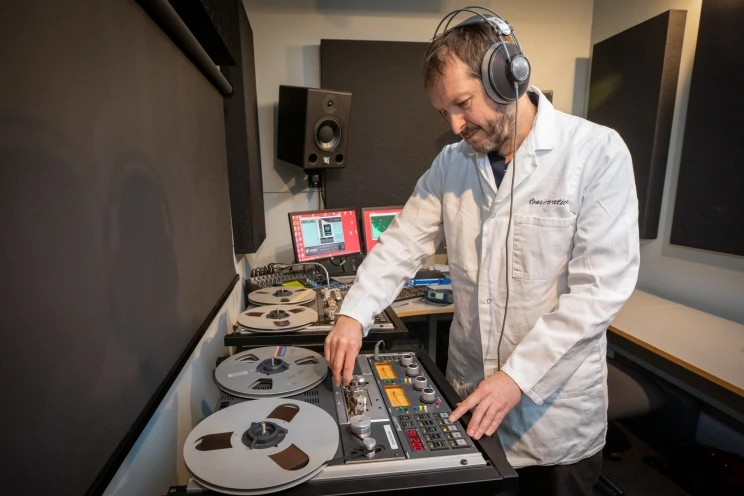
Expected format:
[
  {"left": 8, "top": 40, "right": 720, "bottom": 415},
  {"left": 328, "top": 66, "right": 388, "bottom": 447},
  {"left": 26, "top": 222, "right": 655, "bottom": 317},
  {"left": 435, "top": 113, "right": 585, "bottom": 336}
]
[{"left": 315, "top": 118, "right": 342, "bottom": 151}]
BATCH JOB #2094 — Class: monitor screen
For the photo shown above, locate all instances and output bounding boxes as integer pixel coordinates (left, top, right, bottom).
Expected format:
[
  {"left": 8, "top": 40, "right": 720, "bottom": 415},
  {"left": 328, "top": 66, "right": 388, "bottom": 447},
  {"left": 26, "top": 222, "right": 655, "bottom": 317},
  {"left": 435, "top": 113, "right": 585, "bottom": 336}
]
[
  {"left": 362, "top": 206, "right": 403, "bottom": 252},
  {"left": 289, "top": 209, "right": 362, "bottom": 262}
]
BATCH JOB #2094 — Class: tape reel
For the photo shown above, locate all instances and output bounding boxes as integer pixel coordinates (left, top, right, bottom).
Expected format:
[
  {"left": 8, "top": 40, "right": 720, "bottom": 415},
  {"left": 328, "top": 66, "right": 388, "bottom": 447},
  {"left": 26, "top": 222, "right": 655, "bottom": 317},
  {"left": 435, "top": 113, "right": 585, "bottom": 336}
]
[
  {"left": 248, "top": 287, "right": 316, "bottom": 306},
  {"left": 215, "top": 346, "right": 328, "bottom": 399},
  {"left": 184, "top": 398, "right": 339, "bottom": 495},
  {"left": 237, "top": 305, "right": 318, "bottom": 333}
]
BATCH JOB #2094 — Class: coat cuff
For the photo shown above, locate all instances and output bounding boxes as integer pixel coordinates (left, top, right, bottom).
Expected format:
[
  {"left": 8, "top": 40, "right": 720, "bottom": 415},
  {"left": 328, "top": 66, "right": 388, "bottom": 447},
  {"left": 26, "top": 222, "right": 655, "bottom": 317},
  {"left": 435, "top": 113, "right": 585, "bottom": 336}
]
[{"left": 500, "top": 364, "right": 545, "bottom": 406}]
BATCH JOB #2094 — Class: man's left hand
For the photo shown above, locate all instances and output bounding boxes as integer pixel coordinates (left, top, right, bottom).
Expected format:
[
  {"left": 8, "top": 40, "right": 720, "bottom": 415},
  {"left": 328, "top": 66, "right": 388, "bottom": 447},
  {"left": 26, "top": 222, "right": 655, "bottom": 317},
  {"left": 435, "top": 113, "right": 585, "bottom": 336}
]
[{"left": 448, "top": 371, "right": 522, "bottom": 439}]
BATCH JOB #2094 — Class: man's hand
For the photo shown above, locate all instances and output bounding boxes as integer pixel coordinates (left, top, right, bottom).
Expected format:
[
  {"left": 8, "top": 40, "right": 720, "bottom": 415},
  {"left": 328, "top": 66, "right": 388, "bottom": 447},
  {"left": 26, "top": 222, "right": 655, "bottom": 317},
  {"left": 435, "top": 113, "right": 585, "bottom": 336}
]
[
  {"left": 448, "top": 371, "right": 522, "bottom": 439},
  {"left": 324, "top": 316, "right": 363, "bottom": 386}
]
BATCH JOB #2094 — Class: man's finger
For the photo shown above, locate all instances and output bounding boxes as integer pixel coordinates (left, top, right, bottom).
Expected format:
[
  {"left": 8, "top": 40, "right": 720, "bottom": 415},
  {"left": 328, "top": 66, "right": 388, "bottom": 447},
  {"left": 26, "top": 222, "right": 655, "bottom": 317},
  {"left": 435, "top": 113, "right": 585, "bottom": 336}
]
[
  {"left": 449, "top": 390, "right": 483, "bottom": 422},
  {"left": 324, "top": 337, "right": 332, "bottom": 364},
  {"left": 332, "top": 346, "right": 345, "bottom": 386},
  {"left": 342, "top": 346, "right": 356, "bottom": 386},
  {"left": 324, "top": 336, "right": 335, "bottom": 367},
  {"left": 472, "top": 404, "right": 499, "bottom": 439},
  {"left": 484, "top": 413, "right": 505, "bottom": 437},
  {"left": 466, "top": 400, "right": 493, "bottom": 438}
]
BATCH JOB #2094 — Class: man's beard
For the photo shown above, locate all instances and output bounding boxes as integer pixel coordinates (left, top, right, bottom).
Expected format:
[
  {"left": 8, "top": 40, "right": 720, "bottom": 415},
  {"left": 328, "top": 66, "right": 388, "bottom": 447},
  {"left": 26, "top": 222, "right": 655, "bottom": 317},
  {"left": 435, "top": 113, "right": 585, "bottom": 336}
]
[{"left": 460, "top": 108, "right": 514, "bottom": 154}]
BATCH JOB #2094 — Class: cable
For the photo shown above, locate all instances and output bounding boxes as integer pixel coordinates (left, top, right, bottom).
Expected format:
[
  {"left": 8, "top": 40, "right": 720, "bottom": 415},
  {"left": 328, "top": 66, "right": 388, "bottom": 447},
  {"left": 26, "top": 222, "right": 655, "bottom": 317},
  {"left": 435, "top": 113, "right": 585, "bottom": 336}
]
[
  {"left": 319, "top": 177, "right": 327, "bottom": 209},
  {"left": 496, "top": 82, "right": 519, "bottom": 372},
  {"left": 329, "top": 257, "right": 346, "bottom": 267}
]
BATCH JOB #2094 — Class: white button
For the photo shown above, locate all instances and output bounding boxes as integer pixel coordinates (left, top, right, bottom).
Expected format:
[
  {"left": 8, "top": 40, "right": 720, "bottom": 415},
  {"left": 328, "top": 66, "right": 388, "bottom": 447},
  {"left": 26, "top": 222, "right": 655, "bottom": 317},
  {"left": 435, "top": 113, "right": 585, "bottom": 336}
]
[
  {"left": 456, "top": 439, "right": 468, "bottom": 446},
  {"left": 487, "top": 299, "right": 492, "bottom": 304},
  {"left": 451, "top": 432, "right": 463, "bottom": 438}
]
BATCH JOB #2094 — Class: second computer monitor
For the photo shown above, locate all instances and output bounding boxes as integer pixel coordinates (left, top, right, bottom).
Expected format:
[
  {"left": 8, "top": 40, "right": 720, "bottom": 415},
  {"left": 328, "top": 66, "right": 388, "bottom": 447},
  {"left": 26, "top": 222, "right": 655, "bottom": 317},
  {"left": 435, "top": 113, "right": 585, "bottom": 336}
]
[
  {"left": 362, "top": 206, "right": 403, "bottom": 253},
  {"left": 288, "top": 208, "right": 362, "bottom": 262}
]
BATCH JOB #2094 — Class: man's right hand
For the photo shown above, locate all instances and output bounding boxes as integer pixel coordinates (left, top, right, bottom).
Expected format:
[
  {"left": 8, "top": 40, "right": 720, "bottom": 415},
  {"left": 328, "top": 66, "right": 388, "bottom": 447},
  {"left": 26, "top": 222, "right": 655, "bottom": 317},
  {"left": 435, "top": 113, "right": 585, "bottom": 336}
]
[{"left": 324, "top": 315, "right": 363, "bottom": 386}]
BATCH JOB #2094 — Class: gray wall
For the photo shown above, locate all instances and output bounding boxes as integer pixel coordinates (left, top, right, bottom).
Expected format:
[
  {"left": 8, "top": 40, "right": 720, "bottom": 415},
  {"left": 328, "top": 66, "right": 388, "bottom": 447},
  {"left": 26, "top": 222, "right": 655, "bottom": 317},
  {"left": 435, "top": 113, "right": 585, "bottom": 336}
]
[
  {"left": 591, "top": 0, "right": 744, "bottom": 324},
  {"left": 241, "top": 0, "right": 595, "bottom": 267},
  {"left": 0, "top": 1, "right": 239, "bottom": 494}
]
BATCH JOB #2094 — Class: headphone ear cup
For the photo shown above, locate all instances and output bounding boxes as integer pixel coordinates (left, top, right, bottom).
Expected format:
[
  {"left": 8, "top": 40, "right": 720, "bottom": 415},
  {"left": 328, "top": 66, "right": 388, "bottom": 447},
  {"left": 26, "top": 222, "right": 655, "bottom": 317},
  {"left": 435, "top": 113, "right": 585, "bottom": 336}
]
[{"left": 481, "top": 42, "right": 531, "bottom": 104}]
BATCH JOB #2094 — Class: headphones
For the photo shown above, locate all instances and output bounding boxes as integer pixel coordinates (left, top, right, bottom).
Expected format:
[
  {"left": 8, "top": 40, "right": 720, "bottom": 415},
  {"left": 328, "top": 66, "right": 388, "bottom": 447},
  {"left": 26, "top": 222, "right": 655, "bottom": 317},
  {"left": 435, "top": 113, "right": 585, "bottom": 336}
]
[{"left": 432, "top": 6, "right": 531, "bottom": 104}]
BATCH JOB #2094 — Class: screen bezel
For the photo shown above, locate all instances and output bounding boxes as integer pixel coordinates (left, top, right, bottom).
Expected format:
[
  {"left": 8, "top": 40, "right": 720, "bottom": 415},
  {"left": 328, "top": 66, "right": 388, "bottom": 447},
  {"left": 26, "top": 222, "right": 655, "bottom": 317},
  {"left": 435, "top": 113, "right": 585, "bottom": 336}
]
[
  {"left": 361, "top": 206, "right": 403, "bottom": 253},
  {"left": 287, "top": 208, "right": 363, "bottom": 262}
]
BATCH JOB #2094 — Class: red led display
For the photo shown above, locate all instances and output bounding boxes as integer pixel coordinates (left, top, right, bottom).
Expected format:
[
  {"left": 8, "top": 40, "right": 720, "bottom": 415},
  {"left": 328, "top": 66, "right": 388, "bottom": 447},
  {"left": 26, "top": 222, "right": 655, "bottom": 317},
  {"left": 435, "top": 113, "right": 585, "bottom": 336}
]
[
  {"left": 410, "top": 438, "right": 424, "bottom": 451},
  {"left": 406, "top": 428, "right": 424, "bottom": 451}
]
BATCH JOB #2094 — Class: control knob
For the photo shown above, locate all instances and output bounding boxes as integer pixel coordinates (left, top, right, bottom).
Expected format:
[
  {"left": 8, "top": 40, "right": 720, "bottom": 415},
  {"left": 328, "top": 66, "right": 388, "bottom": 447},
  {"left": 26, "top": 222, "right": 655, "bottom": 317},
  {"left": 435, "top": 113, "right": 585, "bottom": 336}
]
[
  {"left": 420, "top": 387, "right": 436, "bottom": 404},
  {"left": 349, "top": 415, "right": 372, "bottom": 439},
  {"left": 350, "top": 375, "right": 366, "bottom": 387},
  {"left": 363, "top": 437, "right": 377, "bottom": 458},
  {"left": 400, "top": 354, "right": 413, "bottom": 366},
  {"left": 405, "top": 363, "right": 419, "bottom": 377},
  {"left": 413, "top": 376, "right": 428, "bottom": 390}
]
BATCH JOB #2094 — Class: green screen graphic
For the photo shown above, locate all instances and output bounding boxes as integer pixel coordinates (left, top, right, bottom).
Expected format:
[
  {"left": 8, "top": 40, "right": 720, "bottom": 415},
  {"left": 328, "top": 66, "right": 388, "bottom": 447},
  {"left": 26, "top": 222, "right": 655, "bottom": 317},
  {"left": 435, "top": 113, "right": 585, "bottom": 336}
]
[{"left": 370, "top": 213, "right": 397, "bottom": 240}]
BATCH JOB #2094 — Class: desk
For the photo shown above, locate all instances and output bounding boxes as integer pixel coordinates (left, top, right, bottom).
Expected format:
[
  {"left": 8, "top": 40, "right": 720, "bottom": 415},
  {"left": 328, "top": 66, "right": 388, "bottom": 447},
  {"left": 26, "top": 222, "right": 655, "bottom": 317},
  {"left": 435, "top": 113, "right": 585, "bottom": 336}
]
[
  {"left": 392, "top": 285, "right": 453, "bottom": 361},
  {"left": 393, "top": 287, "right": 744, "bottom": 422},
  {"left": 608, "top": 290, "right": 744, "bottom": 423}
]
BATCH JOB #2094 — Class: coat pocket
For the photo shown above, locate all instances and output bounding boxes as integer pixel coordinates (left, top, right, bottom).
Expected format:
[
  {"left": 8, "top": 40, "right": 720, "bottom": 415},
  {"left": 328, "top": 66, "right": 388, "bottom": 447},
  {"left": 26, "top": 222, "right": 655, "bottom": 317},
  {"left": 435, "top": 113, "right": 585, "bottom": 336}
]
[{"left": 512, "top": 214, "right": 576, "bottom": 280}]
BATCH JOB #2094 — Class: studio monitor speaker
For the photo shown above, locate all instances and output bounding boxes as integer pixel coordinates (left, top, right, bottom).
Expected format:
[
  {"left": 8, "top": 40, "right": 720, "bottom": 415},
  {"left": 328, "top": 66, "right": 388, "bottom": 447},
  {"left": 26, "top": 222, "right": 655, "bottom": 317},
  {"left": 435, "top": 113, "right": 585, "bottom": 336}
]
[{"left": 277, "top": 85, "right": 352, "bottom": 169}]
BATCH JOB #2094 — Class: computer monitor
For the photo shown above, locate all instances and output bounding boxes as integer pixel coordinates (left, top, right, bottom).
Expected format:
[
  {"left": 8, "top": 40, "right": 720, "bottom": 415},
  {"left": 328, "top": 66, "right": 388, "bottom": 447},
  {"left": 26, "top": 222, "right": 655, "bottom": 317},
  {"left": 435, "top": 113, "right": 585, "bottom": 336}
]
[
  {"left": 362, "top": 206, "right": 403, "bottom": 253},
  {"left": 288, "top": 208, "right": 362, "bottom": 262}
]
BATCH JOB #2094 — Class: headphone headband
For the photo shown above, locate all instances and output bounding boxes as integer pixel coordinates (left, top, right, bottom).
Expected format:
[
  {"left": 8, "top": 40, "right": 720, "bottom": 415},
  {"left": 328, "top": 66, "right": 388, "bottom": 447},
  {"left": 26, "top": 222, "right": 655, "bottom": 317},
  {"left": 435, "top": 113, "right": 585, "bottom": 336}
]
[{"left": 430, "top": 6, "right": 530, "bottom": 104}]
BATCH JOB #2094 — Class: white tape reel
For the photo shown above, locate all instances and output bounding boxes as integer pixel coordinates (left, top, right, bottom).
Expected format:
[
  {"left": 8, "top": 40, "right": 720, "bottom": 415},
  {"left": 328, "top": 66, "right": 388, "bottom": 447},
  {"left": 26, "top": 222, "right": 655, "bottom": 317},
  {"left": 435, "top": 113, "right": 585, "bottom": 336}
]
[
  {"left": 248, "top": 287, "right": 316, "bottom": 306},
  {"left": 215, "top": 346, "right": 328, "bottom": 399},
  {"left": 184, "top": 399, "right": 339, "bottom": 494},
  {"left": 237, "top": 305, "right": 318, "bottom": 333}
]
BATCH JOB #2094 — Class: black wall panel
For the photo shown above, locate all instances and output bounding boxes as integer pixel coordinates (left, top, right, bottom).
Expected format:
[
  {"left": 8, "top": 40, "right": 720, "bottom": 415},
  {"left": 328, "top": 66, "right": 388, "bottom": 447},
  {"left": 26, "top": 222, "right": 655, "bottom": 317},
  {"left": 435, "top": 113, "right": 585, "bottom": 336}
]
[
  {"left": 221, "top": 1, "right": 266, "bottom": 253},
  {"left": 670, "top": 0, "right": 744, "bottom": 256},
  {"left": 0, "top": 1, "right": 236, "bottom": 494},
  {"left": 169, "top": 0, "right": 239, "bottom": 66},
  {"left": 587, "top": 10, "right": 686, "bottom": 239},
  {"left": 320, "top": 39, "right": 458, "bottom": 209}
]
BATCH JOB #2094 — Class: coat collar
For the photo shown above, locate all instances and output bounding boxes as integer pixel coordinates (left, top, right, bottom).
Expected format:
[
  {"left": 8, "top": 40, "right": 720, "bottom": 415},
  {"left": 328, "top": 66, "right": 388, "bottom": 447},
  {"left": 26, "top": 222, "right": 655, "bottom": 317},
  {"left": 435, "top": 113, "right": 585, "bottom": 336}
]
[
  {"left": 529, "top": 86, "right": 556, "bottom": 152},
  {"left": 471, "top": 86, "right": 556, "bottom": 205}
]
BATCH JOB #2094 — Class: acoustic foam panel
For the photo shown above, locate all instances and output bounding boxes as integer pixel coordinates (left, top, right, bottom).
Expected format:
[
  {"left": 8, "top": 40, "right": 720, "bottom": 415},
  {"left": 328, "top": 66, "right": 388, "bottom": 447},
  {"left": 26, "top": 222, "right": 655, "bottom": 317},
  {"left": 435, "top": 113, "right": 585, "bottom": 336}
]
[
  {"left": 169, "top": 0, "right": 239, "bottom": 65},
  {"left": 670, "top": 0, "right": 744, "bottom": 256},
  {"left": 221, "top": 1, "right": 266, "bottom": 253},
  {"left": 587, "top": 10, "right": 686, "bottom": 239},
  {"left": 320, "top": 39, "right": 458, "bottom": 209},
  {"left": 0, "top": 1, "right": 237, "bottom": 494}
]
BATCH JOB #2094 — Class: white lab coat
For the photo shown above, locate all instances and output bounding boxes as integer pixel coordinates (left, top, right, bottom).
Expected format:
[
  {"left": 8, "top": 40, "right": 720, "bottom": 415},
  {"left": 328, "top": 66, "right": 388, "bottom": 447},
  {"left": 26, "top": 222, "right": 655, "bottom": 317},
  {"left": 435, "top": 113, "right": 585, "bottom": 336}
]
[{"left": 340, "top": 87, "right": 640, "bottom": 468}]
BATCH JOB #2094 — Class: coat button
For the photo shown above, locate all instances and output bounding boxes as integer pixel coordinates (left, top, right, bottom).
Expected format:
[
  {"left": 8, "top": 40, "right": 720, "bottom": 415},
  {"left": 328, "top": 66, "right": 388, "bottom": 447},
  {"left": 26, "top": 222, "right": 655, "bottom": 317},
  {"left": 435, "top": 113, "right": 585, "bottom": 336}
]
[{"left": 487, "top": 299, "right": 492, "bottom": 304}]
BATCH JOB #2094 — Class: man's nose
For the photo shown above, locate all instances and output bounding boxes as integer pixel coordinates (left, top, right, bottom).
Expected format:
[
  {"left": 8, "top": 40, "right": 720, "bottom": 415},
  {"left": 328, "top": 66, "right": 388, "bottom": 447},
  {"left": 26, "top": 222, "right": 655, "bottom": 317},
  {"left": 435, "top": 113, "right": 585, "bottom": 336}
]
[{"left": 450, "top": 114, "right": 466, "bottom": 136}]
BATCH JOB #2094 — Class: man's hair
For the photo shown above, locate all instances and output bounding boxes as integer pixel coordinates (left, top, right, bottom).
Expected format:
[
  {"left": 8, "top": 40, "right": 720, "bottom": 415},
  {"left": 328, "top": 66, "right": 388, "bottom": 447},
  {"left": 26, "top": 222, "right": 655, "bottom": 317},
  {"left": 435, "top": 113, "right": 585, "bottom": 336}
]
[{"left": 422, "top": 19, "right": 515, "bottom": 90}]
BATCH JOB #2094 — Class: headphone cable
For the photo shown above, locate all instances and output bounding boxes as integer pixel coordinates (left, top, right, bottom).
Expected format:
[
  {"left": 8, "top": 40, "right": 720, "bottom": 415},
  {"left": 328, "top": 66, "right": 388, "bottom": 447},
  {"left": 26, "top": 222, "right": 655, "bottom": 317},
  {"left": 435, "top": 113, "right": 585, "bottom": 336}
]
[{"left": 496, "top": 82, "right": 519, "bottom": 372}]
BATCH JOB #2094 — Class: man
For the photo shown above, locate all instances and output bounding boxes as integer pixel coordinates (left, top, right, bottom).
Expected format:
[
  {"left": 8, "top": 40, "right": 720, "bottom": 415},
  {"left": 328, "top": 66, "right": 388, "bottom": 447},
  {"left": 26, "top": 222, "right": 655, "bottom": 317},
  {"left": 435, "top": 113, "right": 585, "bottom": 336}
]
[{"left": 324, "top": 12, "right": 639, "bottom": 496}]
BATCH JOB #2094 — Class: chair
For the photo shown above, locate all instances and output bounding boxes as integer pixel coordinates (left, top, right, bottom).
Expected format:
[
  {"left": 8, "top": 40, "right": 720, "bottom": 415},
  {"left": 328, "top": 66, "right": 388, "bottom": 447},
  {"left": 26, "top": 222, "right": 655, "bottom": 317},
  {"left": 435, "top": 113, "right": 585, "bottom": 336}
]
[{"left": 595, "top": 356, "right": 667, "bottom": 496}]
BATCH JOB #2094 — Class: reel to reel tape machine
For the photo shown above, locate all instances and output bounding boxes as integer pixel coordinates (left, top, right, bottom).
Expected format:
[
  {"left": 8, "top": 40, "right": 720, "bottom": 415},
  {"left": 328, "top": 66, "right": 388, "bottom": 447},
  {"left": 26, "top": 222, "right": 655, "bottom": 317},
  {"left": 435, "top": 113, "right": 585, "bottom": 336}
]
[
  {"left": 225, "top": 284, "right": 408, "bottom": 352},
  {"left": 169, "top": 346, "right": 517, "bottom": 496}
]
